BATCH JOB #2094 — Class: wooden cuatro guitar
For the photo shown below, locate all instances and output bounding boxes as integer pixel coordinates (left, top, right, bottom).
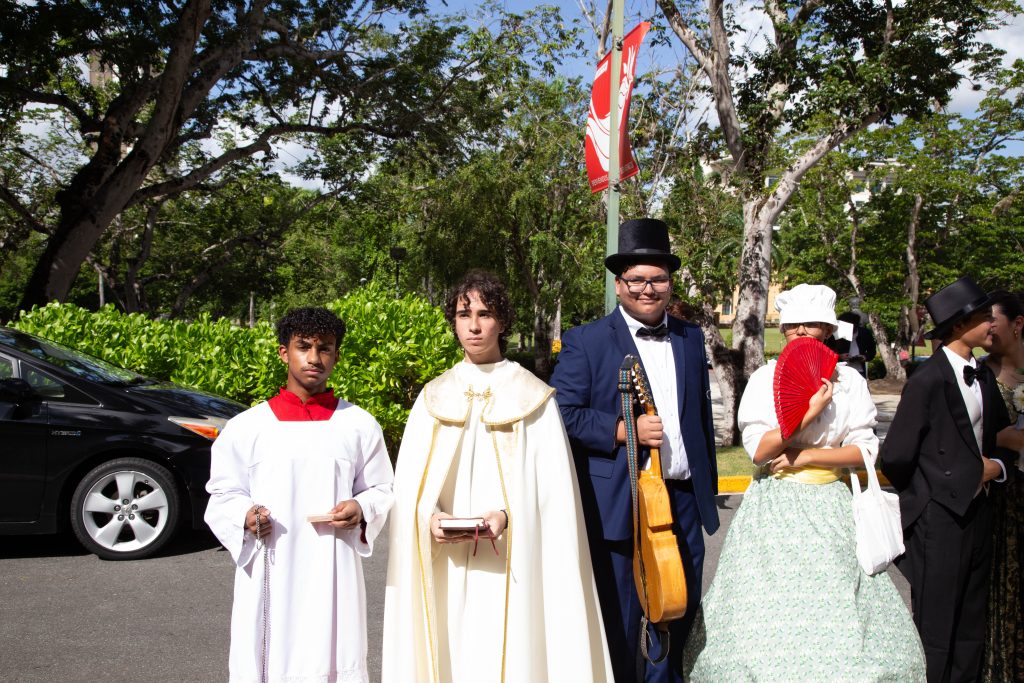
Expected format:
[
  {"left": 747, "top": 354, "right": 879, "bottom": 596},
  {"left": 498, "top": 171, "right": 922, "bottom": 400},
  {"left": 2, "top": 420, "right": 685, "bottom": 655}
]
[{"left": 622, "top": 356, "right": 688, "bottom": 633}]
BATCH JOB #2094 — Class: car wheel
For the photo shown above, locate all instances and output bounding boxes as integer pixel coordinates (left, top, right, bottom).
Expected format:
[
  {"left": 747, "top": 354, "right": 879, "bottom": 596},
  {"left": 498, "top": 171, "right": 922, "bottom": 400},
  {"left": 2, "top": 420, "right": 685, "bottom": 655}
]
[{"left": 70, "top": 457, "right": 180, "bottom": 560}]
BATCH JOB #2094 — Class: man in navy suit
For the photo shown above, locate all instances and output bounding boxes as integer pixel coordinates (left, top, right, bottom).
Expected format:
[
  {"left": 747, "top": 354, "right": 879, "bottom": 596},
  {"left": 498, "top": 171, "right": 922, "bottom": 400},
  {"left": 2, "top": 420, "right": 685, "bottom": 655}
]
[{"left": 550, "top": 218, "right": 719, "bottom": 683}]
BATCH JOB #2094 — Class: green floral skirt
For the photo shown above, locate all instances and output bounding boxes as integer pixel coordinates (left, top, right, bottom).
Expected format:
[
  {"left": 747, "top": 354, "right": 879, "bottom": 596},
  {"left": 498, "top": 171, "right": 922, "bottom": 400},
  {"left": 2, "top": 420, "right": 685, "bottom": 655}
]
[{"left": 684, "top": 476, "right": 925, "bottom": 682}]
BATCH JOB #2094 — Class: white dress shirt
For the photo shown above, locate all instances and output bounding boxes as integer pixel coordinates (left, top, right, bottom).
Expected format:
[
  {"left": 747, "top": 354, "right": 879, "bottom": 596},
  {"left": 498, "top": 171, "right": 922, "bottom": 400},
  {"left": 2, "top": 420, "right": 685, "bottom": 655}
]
[
  {"left": 941, "top": 346, "right": 1006, "bottom": 487},
  {"left": 847, "top": 332, "right": 866, "bottom": 376},
  {"left": 619, "top": 307, "right": 690, "bottom": 480}
]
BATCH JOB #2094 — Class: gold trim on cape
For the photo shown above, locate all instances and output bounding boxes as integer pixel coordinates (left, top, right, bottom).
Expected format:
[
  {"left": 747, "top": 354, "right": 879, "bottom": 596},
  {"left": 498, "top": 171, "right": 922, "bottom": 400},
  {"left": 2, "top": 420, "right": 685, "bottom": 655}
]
[
  {"left": 414, "top": 419, "right": 443, "bottom": 683},
  {"left": 491, "top": 428, "right": 513, "bottom": 683},
  {"left": 411, "top": 361, "right": 546, "bottom": 683}
]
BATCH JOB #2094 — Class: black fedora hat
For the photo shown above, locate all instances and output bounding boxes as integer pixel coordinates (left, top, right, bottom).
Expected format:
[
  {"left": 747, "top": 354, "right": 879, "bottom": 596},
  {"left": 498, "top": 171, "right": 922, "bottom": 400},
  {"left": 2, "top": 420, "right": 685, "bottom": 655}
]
[
  {"left": 604, "top": 218, "right": 681, "bottom": 275},
  {"left": 923, "top": 275, "right": 992, "bottom": 340}
]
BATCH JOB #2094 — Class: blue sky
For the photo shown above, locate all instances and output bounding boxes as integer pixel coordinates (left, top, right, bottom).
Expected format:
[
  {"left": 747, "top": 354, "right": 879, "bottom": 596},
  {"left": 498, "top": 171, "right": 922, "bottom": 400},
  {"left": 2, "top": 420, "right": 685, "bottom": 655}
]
[{"left": 274, "top": 0, "right": 1024, "bottom": 183}]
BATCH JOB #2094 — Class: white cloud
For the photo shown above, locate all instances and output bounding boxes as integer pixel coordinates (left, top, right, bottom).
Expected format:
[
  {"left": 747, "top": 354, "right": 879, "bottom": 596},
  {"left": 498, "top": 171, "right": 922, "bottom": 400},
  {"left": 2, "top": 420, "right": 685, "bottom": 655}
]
[
  {"left": 947, "top": 15, "right": 1024, "bottom": 116},
  {"left": 272, "top": 140, "right": 325, "bottom": 191}
]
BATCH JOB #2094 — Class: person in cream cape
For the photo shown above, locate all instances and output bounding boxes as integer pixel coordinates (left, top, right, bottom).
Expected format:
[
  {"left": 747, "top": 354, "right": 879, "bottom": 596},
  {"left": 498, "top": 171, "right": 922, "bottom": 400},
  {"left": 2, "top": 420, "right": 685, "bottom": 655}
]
[{"left": 382, "top": 271, "right": 612, "bottom": 683}]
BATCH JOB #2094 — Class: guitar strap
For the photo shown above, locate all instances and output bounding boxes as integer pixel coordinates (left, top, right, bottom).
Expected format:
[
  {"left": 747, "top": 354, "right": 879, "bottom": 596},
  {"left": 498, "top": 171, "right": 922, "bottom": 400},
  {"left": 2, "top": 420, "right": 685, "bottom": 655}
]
[{"left": 617, "top": 366, "right": 670, "bottom": 667}]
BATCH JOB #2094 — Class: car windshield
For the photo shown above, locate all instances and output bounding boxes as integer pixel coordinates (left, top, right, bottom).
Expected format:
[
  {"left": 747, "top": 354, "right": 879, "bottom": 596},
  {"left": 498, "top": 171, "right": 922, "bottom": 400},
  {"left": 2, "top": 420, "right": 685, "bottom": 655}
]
[{"left": 0, "top": 329, "right": 144, "bottom": 384}]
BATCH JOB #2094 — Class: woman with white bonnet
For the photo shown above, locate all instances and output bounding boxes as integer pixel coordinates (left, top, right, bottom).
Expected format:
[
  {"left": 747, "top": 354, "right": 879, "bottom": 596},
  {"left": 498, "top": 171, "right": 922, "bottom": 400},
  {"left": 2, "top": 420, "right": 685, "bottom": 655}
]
[{"left": 684, "top": 283, "right": 925, "bottom": 681}]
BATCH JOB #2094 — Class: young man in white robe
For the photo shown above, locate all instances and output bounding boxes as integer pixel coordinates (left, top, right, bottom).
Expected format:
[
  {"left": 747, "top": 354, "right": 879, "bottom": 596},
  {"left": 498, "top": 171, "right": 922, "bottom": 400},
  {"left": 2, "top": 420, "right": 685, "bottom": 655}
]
[
  {"left": 206, "top": 307, "right": 394, "bottom": 683},
  {"left": 382, "top": 270, "right": 612, "bottom": 682}
]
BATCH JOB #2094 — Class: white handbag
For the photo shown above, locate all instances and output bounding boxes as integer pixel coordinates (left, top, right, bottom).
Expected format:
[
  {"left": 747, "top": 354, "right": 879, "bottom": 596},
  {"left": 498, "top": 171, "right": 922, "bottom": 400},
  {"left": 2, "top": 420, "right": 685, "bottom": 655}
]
[{"left": 850, "top": 461, "right": 904, "bottom": 575}]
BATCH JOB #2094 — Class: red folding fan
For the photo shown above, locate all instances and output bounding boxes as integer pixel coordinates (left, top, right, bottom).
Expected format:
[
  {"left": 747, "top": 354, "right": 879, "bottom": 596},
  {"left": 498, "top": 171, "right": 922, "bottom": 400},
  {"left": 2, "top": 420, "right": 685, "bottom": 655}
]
[{"left": 773, "top": 336, "right": 838, "bottom": 439}]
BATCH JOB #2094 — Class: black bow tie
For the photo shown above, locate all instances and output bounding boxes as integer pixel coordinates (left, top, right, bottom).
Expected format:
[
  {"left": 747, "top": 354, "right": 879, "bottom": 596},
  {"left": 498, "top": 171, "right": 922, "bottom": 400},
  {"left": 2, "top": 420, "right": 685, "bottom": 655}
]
[
  {"left": 963, "top": 365, "right": 977, "bottom": 387},
  {"left": 636, "top": 323, "right": 668, "bottom": 339}
]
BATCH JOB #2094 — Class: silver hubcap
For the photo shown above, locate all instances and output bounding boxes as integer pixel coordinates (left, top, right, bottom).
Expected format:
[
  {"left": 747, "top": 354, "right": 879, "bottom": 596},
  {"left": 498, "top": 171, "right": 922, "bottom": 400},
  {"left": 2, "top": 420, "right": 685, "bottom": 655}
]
[{"left": 81, "top": 470, "right": 170, "bottom": 552}]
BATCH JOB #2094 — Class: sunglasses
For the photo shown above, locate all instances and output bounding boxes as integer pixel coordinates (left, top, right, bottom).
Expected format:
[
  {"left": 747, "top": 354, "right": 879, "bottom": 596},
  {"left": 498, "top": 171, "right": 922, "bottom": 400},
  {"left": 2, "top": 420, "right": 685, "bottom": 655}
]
[{"left": 781, "top": 322, "right": 830, "bottom": 333}]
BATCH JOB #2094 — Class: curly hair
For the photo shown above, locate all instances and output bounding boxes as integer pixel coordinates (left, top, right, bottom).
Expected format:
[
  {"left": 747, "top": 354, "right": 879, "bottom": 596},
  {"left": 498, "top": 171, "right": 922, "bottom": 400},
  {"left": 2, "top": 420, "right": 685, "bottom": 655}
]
[
  {"left": 276, "top": 307, "right": 346, "bottom": 347},
  {"left": 444, "top": 270, "right": 514, "bottom": 353}
]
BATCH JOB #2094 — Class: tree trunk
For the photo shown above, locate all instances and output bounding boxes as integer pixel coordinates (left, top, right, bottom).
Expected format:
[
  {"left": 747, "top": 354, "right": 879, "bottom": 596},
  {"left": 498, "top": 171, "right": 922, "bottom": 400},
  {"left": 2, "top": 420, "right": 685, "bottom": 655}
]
[
  {"left": 731, "top": 199, "right": 773, "bottom": 377},
  {"left": 121, "top": 203, "right": 161, "bottom": 314},
  {"left": 17, "top": 0, "right": 215, "bottom": 310},
  {"left": 840, "top": 203, "right": 906, "bottom": 383},
  {"left": 692, "top": 298, "right": 741, "bottom": 445},
  {"left": 866, "top": 311, "right": 905, "bottom": 380},
  {"left": 533, "top": 311, "right": 553, "bottom": 381},
  {"left": 900, "top": 193, "right": 923, "bottom": 351},
  {"left": 20, "top": 191, "right": 125, "bottom": 308}
]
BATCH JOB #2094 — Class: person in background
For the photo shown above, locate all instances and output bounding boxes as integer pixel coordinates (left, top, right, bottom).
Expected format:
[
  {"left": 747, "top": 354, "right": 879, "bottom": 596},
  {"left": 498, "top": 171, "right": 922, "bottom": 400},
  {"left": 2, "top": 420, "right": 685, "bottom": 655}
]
[
  {"left": 826, "top": 310, "right": 877, "bottom": 379},
  {"left": 382, "top": 270, "right": 611, "bottom": 682},
  {"left": 684, "top": 283, "right": 924, "bottom": 681},
  {"left": 980, "top": 289, "right": 1024, "bottom": 683},
  {"left": 881, "top": 275, "right": 1013, "bottom": 683},
  {"left": 205, "top": 307, "right": 394, "bottom": 683}
]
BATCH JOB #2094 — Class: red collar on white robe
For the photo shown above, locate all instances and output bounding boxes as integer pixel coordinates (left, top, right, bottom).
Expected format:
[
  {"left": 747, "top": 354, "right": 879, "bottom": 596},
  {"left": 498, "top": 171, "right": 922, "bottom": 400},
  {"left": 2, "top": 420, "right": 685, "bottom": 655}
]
[{"left": 268, "top": 388, "right": 338, "bottom": 421}]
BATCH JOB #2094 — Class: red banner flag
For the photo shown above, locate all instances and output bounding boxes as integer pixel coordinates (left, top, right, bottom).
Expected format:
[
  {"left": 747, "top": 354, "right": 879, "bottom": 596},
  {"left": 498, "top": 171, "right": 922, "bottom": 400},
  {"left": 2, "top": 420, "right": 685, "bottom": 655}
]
[{"left": 585, "top": 22, "right": 650, "bottom": 193}]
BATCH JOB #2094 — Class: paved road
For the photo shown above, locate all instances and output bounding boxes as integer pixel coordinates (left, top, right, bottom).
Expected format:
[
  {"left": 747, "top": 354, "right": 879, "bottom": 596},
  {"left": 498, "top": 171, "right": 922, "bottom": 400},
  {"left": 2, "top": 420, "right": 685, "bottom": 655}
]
[{"left": 0, "top": 494, "right": 910, "bottom": 683}]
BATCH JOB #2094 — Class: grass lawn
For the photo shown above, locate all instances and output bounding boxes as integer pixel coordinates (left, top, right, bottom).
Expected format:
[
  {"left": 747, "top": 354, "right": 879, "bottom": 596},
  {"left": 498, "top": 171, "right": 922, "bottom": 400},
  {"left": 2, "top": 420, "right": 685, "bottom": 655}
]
[
  {"left": 716, "top": 445, "right": 758, "bottom": 477},
  {"left": 718, "top": 327, "right": 786, "bottom": 355}
]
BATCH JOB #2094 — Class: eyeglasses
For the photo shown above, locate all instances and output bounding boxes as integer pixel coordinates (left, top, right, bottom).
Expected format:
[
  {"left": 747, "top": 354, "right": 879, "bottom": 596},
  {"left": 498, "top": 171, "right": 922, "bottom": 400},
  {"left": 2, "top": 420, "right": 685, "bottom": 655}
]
[
  {"left": 620, "top": 277, "right": 672, "bottom": 293},
  {"left": 781, "top": 322, "right": 829, "bottom": 333}
]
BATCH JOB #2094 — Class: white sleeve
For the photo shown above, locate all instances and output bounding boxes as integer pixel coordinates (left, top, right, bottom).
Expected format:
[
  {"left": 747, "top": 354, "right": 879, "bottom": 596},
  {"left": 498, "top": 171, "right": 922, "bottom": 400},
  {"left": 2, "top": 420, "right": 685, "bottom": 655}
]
[
  {"left": 840, "top": 370, "right": 879, "bottom": 467},
  {"left": 204, "top": 418, "right": 260, "bottom": 568},
  {"left": 738, "top": 366, "right": 777, "bottom": 461},
  {"left": 351, "top": 414, "right": 395, "bottom": 557}
]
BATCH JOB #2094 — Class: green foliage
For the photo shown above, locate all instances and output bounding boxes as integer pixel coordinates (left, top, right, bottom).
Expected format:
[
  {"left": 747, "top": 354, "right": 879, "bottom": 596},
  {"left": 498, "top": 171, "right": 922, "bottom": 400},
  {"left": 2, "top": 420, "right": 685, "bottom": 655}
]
[
  {"left": 777, "top": 64, "right": 1024, "bottom": 349},
  {"left": 868, "top": 357, "right": 887, "bottom": 380},
  {"left": 661, "top": 160, "right": 745, "bottom": 305},
  {"left": 0, "top": 0, "right": 505, "bottom": 308},
  {"left": 324, "top": 14, "right": 607, "bottom": 348},
  {"left": 326, "top": 284, "right": 462, "bottom": 443},
  {"left": 11, "top": 285, "right": 460, "bottom": 448}
]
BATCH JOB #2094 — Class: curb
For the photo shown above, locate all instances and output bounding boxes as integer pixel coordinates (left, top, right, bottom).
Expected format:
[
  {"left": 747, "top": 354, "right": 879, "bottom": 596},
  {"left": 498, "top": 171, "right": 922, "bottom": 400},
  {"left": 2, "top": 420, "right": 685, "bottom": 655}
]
[{"left": 717, "top": 470, "right": 893, "bottom": 494}]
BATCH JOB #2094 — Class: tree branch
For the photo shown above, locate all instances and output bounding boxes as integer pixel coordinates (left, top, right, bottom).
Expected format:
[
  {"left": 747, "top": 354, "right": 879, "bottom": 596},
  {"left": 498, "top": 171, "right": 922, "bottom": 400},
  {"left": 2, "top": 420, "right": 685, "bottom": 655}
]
[
  {"left": 655, "top": 0, "right": 711, "bottom": 78},
  {"left": 992, "top": 185, "right": 1022, "bottom": 216},
  {"left": 13, "top": 146, "right": 65, "bottom": 185},
  {"left": 0, "top": 80, "right": 101, "bottom": 134},
  {"left": 127, "top": 136, "right": 273, "bottom": 206},
  {"left": 0, "top": 183, "right": 47, "bottom": 234},
  {"left": 657, "top": 0, "right": 746, "bottom": 170},
  {"left": 760, "top": 110, "right": 883, "bottom": 227},
  {"left": 598, "top": 0, "right": 612, "bottom": 59}
]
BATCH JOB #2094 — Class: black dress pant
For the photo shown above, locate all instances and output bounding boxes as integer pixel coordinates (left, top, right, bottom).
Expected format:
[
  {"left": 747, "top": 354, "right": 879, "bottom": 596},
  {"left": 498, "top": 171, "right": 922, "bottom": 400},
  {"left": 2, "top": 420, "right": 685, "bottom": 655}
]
[{"left": 897, "top": 494, "right": 994, "bottom": 683}]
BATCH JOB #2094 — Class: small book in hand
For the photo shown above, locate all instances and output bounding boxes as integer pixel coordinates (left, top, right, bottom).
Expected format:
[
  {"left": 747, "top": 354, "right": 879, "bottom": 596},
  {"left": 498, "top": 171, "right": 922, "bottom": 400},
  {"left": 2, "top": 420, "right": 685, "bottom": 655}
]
[
  {"left": 438, "top": 517, "right": 488, "bottom": 532},
  {"left": 307, "top": 514, "right": 335, "bottom": 523}
]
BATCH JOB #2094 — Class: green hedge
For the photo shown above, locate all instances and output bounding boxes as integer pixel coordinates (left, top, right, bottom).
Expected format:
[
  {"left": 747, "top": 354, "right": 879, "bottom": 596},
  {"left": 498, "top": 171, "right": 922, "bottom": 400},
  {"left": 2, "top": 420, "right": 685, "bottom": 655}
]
[{"left": 11, "top": 285, "right": 461, "bottom": 449}]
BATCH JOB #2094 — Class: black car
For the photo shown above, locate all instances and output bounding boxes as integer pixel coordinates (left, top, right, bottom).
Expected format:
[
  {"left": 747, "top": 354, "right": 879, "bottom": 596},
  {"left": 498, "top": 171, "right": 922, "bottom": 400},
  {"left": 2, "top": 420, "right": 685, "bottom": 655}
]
[{"left": 0, "top": 326, "right": 245, "bottom": 560}]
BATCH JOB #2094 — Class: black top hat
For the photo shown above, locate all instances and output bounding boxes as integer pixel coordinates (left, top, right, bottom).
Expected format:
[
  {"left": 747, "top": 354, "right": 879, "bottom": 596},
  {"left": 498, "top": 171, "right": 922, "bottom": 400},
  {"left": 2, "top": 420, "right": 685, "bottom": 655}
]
[
  {"left": 923, "top": 275, "right": 992, "bottom": 340},
  {"left": 604, "top": 218, "right": 681, "bottom": 275}
]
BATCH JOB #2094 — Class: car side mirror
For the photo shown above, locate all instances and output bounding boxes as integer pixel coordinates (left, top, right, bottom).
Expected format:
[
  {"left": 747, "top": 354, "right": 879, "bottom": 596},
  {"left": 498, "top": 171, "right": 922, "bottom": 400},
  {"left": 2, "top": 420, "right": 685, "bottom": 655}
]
[{"left": 0, "top": 378, "right": 35, "bottom": 403}]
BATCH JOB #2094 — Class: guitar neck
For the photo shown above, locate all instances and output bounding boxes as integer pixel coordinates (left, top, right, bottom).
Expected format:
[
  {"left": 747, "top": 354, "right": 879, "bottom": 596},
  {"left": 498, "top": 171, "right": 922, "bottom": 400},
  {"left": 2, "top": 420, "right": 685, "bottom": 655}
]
[{"left": 643, "top": 405, "right": 664, "bottom": 479}]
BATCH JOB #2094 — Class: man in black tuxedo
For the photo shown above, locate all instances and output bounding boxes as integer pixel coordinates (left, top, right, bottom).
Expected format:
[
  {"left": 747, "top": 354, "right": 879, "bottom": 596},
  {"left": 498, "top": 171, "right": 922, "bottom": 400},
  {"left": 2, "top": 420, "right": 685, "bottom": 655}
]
[{"left": 881, "top": 275, "right": 1012, "bottom": 683}]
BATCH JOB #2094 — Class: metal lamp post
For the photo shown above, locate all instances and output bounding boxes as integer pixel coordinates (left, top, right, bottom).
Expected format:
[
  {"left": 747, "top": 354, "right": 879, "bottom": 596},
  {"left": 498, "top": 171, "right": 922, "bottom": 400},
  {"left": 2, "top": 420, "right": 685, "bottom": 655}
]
[{"left": 604, "top": 0, "right": 625, "bottom": 315}]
